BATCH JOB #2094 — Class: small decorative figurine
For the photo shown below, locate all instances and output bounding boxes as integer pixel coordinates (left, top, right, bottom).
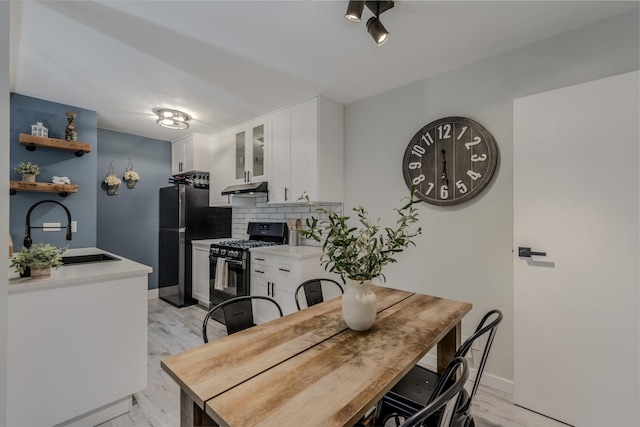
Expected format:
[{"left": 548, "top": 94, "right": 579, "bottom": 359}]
[{"left": 65, "top": 112, "right": 78, "bottom": 142}]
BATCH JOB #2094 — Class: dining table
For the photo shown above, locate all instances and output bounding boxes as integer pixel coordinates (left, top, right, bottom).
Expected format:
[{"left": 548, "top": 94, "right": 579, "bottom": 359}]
[{"left": 161, "top": 285, "right": 472, "bottom": 427}]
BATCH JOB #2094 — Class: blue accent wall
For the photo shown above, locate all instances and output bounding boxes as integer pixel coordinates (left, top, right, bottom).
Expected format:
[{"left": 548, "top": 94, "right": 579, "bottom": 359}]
[
  {"left": 9, "top": 93, "right": 98, "bottom": 249},
  {"left": 96, "top": 129, "right": 171, "bottom": 290}
]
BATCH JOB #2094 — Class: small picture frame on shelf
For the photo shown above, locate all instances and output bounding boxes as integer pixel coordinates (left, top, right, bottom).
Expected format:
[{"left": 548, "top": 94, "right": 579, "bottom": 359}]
[{"left": 30, "top": 122, "right": 48, "bottom": 137}]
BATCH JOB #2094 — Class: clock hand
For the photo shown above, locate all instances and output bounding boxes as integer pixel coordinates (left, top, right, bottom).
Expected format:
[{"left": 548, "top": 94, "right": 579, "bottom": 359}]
[{"left": 441, "top": 149, "right": 449, "bottom": 186}]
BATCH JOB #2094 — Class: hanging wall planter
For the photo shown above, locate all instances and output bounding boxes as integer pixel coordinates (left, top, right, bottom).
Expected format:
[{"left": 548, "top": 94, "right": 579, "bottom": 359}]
[
  {"left": 123, "top": 157, "right": 140, "bottom": 189},
  {"left": 104, "top": 161, "right": 121, "bottom": 196}
]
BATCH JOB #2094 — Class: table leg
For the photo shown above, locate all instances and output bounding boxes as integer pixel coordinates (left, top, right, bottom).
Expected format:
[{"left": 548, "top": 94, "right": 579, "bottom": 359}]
[
  {"left": 437, "top": 320, "right": 461, "bottom": 374},
  {"left": 180, "top": 389, "right": 217, "bottom": 427}
]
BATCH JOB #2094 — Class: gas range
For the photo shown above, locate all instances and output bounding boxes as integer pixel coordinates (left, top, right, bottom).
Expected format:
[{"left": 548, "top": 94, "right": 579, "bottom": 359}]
[{"left": 209, "top": 222, "right": 289, "bottom": 261}]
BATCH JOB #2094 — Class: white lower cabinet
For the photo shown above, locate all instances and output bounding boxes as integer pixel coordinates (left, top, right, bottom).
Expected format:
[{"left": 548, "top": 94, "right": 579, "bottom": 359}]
[
  {"left": 250, "top": 248, "right": 329, "bottom": 324},
  {"left": 192, "top": 245, "right": 210, "bottom": 305}
]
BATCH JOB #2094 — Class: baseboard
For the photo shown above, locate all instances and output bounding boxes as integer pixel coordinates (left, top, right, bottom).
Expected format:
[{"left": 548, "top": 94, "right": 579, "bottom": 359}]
[
  {"left": 147, "top": 288, "right": 159, "bottom": 300},
  {"left": 59, "top": 395, "right": 131, "bottom": 426},
  {"left": 418, "top": 354, "right": 513, "bottom": 396}
]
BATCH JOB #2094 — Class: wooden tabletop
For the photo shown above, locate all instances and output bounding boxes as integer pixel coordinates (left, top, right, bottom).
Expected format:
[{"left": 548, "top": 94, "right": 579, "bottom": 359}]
[{"left": 161, "top": 285, "right": 472, "bottom": 427}]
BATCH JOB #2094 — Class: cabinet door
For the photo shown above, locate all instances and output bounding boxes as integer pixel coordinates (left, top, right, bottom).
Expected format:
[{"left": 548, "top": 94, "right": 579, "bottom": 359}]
[
  {"left": 233, "top": 127, "right": 247, "bottom": 184},
  {"left": 209, "top": 132, "right": 234, "bottom": 207},
  {"left": 268, "top": 110, "right": 287, "bottom": 203},
  {"left": 270, "top": 283, "right": 297, "bottom": 316},
  {"left": 192, "top": 247, "right": 210, "bottom": 304},
  {"left": 287, "top": 98, "right": 318, "bottom": 201},
  {"left": 171, "top": 139, "right": 185, "bottom": 175},
  {"left": 182, "top": 134, "right": 210, "bottom": 173},
  {"left": 249, "top": 120, "right": 266, "bottom": 183}
]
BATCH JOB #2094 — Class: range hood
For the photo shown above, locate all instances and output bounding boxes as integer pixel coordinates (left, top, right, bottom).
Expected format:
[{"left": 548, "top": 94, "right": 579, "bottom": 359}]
[{"left": 221, "top": 181, "right": 268, "bottom": 196}]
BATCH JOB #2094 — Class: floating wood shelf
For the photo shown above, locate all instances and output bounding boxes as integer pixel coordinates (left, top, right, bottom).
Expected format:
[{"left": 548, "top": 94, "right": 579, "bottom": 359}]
[
  {"left": 19, "top": 133, "right": 92, "bottom": 157},
  {"left": 10, "top": 180, "right": 78, "bottom": 197}
]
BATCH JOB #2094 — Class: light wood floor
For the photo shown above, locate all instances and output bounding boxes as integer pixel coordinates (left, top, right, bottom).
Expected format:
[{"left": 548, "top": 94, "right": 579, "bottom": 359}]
[{"left": 97, "top": 298, "right": 567, "bottom": 427}]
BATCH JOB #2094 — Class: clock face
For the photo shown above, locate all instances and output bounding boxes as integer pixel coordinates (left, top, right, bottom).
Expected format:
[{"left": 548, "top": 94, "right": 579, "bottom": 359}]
[{"left": 402, "top": 117, "right": 498, "bottom": 206}]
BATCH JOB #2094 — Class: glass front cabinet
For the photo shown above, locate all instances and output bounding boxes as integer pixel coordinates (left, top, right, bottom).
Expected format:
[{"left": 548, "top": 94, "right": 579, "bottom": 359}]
[{"left": 233, "top": 119, "right": 266, "bottom": 185}]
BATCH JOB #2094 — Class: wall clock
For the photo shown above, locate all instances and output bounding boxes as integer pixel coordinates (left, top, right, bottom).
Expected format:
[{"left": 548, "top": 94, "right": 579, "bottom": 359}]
[{"left": 402, "top": 116, "right": 498, "bottom": 206}]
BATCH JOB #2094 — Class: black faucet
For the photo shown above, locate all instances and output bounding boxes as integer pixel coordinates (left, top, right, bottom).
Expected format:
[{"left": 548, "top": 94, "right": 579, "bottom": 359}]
[{"left": 24, "top": 200, "right": 72, "bottom": 248}]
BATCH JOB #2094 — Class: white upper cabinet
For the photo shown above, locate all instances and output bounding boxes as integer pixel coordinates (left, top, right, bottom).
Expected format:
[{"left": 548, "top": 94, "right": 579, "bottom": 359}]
[
  {"left": 171, "top": 133, "right": 210, "bottom": 175},
  {"left": 268, "top": 96, "right": 344, "bottom": 203},
  {"left": 233, "top": 118, "right": 267, "bottom": 185},
  {"left": 209, "top": 131, "right": 234, "bottom": 207}
]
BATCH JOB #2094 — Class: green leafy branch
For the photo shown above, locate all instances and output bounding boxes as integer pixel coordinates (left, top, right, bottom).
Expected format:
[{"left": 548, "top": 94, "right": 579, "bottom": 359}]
[{"left": 300, "top": 188, "right": 421, "bottom": 283}]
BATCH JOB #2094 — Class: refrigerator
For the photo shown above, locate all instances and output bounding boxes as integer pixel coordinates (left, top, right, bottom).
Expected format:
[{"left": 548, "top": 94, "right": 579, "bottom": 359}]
[{"left": 158, "top": 184, "right": 231, "bottom": 307}]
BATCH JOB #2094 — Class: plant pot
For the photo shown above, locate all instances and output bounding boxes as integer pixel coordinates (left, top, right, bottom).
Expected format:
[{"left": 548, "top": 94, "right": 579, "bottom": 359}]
[
  {"left": 30, "top": 267, "right": 52, "bottom": 278},
  {"left": 126, "top": 179, "right": 137, "bottom": 189},
  {"left": 107, "top": 184, "right": 119, "bottom": 196},
  {"left": 22, "top": 174, "right": 36, "bottom": 182},
  {"left": 342, "top": 279, "right": 378, "bottom": 331}
]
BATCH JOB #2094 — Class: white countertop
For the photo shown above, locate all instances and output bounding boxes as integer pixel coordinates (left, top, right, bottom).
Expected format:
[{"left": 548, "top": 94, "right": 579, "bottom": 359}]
[
  {"left": 250, "top": 245, "right": 324, "bottom": 260},
  {"left": 8, "top": 247, "right": 152, "bottom": 295},
  {"left": 191, "top": 238, "right": 233, "bottom": 248}
]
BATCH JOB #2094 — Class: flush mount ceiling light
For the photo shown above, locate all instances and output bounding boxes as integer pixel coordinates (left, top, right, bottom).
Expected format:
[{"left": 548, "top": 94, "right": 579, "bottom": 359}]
[
  {"left": 345, "top": 0, "right": 394, "bottom": 46},
  {"left": 155, "top": 108, "right": 191, "bottom": 130}
]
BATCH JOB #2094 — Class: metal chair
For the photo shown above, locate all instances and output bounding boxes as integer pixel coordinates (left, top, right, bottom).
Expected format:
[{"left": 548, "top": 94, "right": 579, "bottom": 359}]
[
  {"left": 295, "top": 278, "right": 344, "bottom": 310},
  {"left": 377, "top": 309, "right": 503, "bottom": 427},
  {"left": 202, "top": 295, "right": 283, "bottom": 343},
  {"left": 376, "top": 357, "right": 470, "bottom": 427}
]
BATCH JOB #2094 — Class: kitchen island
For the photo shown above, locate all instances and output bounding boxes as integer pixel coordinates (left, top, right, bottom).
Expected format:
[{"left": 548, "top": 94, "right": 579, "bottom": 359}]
[{"left": 7, "top": 247, "right": 151, "bottom": 426}]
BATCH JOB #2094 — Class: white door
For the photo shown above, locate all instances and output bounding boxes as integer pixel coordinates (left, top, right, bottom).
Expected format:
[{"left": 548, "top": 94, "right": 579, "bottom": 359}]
[{"left": 513, "top": 71, "right": 639, "bottom": 427}]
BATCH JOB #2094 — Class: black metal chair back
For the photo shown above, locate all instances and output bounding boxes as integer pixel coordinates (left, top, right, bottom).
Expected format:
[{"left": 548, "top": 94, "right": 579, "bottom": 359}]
[
  {"left": 454, "top": 309, "right": 503, "bottom": 407},
  {"left": 202, "top": 295, "right": 283, "bottom": 343},
  {"left": 295, "top": 278, "right": 344, "bottom": 310},
  {"left": 378, "top": 357, "right": 469, "bottom": 427}
]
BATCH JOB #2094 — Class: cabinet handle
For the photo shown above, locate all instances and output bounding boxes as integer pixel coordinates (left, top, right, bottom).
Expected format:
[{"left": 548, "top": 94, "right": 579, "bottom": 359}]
[
  {"left": 278, "top": 268, "right": 290, "bottom": 273},
  {"left": 254, "top": 269, "right": 264, "bottom": 274},
  {"left": 271, "top": 282, "right": 276, "bottom": 297},
  {"left": 248, "top": 171, "right": 252, "bottom": 182},
  {"left": 255, "top": 257, "right": 265, "bottom": 261},
  {"left": 285, "top": 187, "right": 288, "bottom": 201}
]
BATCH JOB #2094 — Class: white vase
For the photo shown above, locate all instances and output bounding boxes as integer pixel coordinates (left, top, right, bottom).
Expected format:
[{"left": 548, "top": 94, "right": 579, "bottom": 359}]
[{"left": 342, "top": 279, "right": 378, "bottom": 331}]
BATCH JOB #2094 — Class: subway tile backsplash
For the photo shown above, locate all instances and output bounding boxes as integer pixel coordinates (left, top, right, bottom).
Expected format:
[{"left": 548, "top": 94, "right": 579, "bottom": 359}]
[{"left": 231, "top": 196, "right": 343, "bottom": 246}]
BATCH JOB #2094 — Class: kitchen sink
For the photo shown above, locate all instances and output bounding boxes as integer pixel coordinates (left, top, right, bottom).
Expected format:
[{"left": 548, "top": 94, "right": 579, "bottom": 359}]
[{"left": 61, "top": 253, "right": 120, "bottom": 265}]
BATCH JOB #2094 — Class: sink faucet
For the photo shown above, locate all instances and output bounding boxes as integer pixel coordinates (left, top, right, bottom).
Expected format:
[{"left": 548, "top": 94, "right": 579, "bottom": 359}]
[{"left": 24, "top": 200, "right": 72, "bottom": 248}]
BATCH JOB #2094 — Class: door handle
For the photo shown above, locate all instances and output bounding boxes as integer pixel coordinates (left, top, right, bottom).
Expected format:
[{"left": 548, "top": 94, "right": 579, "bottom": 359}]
[{"left": 518, "top": 247, "right": 547, "bottom": 257}]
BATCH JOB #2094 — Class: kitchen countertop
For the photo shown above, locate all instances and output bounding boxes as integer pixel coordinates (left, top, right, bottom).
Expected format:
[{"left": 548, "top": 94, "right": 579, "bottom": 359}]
[
  {"left": 250, "top": 245, "right": 324, "bottom": 260},
  {"left": 8, "top": 247, "right": 152, "bottom": 295}
]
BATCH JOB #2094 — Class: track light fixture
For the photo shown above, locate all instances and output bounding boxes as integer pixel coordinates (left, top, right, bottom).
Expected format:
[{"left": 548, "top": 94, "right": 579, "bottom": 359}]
[
  {"left": 345, "top": 0, "right": 394, "bottom": 46},
  {"left": 345, "top": 1, "right": 365, "bottom": 22}
]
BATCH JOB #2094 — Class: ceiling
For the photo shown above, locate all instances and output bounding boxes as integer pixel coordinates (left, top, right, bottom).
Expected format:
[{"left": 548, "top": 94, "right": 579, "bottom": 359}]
[{"left": 9, "top": 1, "right": 639, "bottom": 142}]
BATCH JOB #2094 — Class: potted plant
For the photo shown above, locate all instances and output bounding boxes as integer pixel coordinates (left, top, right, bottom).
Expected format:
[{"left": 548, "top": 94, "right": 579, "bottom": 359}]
[
  {"left": 15, "top": 161, "right": 41, "bottom": 182},
  {"left": 301, "top": 189, "right": 421, "bottom": 331},
  {"left": 123, "top": 169, "right": 140, "bottom": 189},
  {"left": 10, "top": 243, "right": 66, "bottom": 278},
  {"left": 104, "top": 162, "right": 121, "bottom": 195}
]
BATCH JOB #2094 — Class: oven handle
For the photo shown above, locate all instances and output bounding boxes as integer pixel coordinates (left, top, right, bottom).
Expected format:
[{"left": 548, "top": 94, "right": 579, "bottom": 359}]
[{"left": 210, "top": 256, "right": 244, "bottom": 266}]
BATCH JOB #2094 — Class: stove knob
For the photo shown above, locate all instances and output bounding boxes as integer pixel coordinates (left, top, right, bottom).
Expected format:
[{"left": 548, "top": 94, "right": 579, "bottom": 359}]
[
  {"left": 211, "top": 248, "right": 219, "bottom": 255},
  {"left": 220, "top": 249, "right": 227, "bottom": 256}
]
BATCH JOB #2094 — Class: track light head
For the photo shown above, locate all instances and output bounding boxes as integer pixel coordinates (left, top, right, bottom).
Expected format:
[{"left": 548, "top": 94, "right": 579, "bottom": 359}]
[
  {"left": 366, "top": 16, "right": 390, "bottom": 46},
  {"left": 345, "top": 1, "right": 365, "bottom": 22}
]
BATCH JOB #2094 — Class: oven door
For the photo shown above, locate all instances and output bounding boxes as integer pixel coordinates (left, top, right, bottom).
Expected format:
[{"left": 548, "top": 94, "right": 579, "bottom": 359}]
[{"left": 209, "top": 255, "right": 248, "bottom": 308}]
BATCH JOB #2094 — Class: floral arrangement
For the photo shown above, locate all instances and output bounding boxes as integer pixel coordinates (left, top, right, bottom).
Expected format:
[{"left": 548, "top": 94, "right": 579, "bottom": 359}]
[
  {"left": 301, "top": 188, "right": 422, "bottom": 283},
  {"left": 104, "top": 174, "right": 121, "bottom": 186},
  {"left": 11, "top": 243, "right": 66, "bottom": 274},
  {"left": 15, "top": 161, "right": 41, "bottom": 176},
  {"left": 124, "top": 170, "right": 140, "bottom": 181}
]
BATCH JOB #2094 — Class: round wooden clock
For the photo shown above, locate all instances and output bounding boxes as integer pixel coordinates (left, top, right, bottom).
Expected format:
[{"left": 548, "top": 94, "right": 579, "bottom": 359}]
[{"left": 402, "top": 116, "right": 498, "bottom": 206}]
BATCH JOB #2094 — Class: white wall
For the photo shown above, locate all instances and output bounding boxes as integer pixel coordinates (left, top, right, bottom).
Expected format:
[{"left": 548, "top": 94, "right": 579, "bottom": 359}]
[
  {"left": 0, "top": 1, "right": 9, "bottom": 422},
  {"left": 343, "top": 11, "right": 639, "bottom": 389}
]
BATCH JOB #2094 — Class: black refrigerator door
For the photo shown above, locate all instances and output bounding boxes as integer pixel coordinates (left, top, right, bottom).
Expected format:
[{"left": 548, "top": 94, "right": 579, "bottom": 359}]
[
  {"left": 159, "top": 185, "right": 183, "bottom": 230},
  {"left": 158, "top": 229, "right": 193, "bottom": 307},
  {"left": 184, "top": 185, "right": 232, "bottom": 240}
]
